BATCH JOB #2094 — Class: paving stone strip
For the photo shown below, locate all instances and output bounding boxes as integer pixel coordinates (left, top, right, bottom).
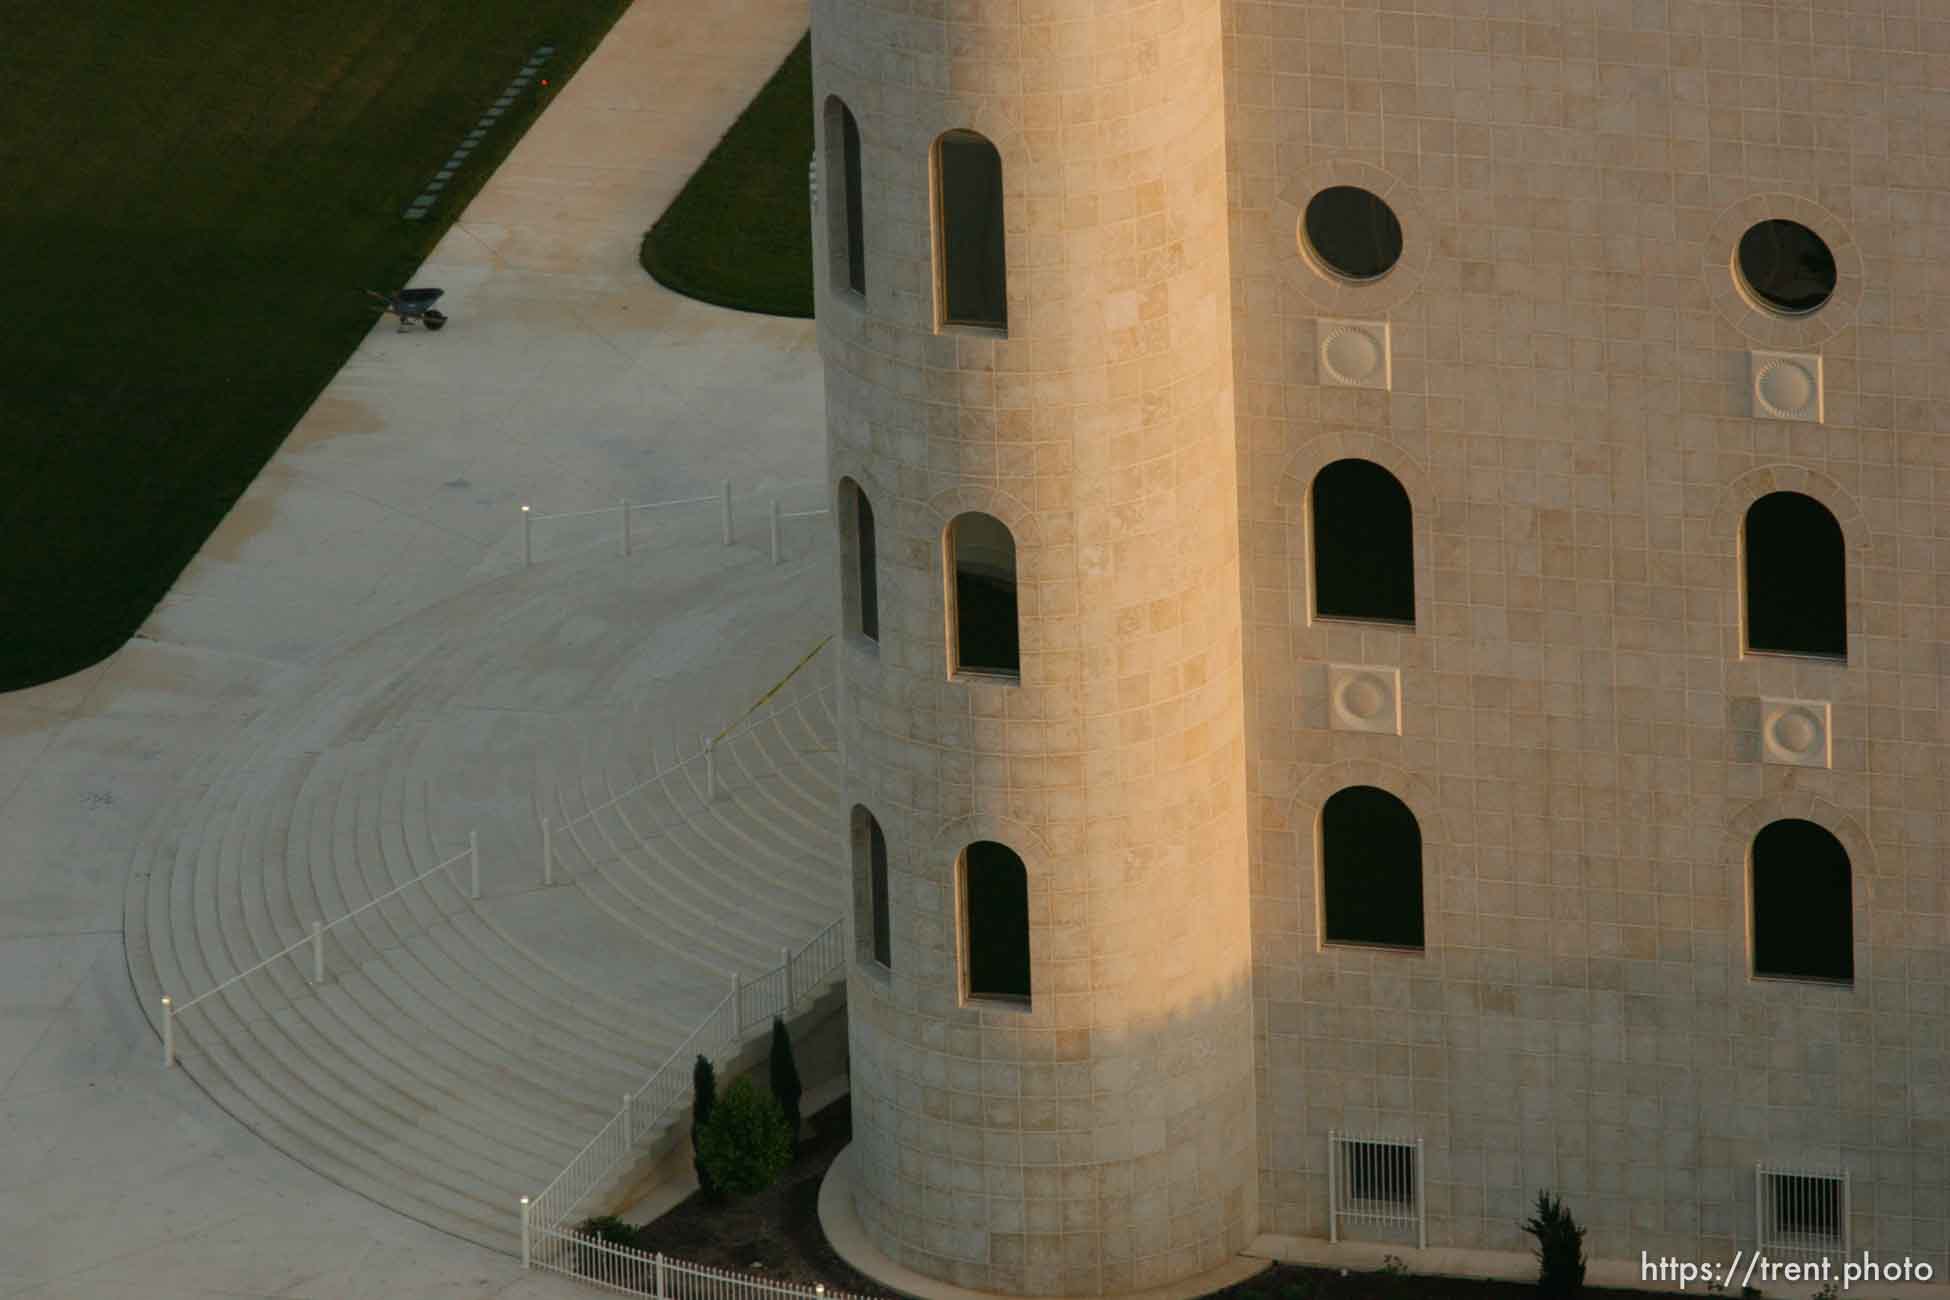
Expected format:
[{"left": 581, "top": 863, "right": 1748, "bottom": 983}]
[{"left": 403, "top": 45, "right": 556, "bottom": 220}]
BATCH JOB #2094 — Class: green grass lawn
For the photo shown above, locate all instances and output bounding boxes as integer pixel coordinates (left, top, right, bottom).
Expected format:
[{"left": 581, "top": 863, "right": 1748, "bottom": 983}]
[
  {"left": 640, "top": 33, "right": 813, "bottom": 319},
  {"left": 0, "top": 0, "right": 635, "bottom": 691}
]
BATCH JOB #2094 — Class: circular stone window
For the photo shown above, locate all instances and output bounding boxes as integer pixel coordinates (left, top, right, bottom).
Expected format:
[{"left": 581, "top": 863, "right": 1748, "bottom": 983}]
[
  {"left": 1736, "top": 219, "right": 1838, "bottom": 315},
  {"left": 1303, "top": 186, "right": 1404, "bottom": 282}
]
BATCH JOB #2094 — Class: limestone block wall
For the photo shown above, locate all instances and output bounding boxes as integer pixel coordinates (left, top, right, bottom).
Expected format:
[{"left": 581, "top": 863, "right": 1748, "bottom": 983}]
[
  {"left": 1227, "top": 0, "right": 1950, "bottom": 1265},
  {"left": 811, "top": 0, "right": 1258, "bottom": 1290}
]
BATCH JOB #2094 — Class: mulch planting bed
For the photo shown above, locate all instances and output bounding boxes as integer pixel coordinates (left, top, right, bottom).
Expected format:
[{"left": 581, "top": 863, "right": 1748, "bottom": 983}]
[
  {"left": 630, "top": 1095, "right": 901, "bottom": 1297},
  {"left": 1214, "top": 1262, "right": 1680, "bottom": 1300},
  {"left": 632, "top": 1097, "right": 1683, "bottom": 1300}
]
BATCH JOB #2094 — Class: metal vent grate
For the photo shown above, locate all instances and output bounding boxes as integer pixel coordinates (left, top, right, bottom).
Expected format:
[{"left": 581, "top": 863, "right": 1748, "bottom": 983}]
[
  {"left": 1757, "top": 1164, "right": 1848, "bottom": 1261},
  {"left": 1329, "top": 1132, "right": 1425, "bottom": 1248}
]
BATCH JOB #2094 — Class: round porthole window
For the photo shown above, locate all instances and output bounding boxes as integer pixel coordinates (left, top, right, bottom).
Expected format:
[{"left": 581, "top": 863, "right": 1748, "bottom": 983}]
[
  {"left": 1303, "top": 186, "right": 1404, "bottom": 282},
  {"left": 1736, "top": 219, "right": 1837, "bottom": 316}
]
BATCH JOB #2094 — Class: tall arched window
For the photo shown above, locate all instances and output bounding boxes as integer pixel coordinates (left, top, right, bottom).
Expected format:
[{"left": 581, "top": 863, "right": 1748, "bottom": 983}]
[
  {"left": 1752, "top": 819, "right": 1853, "bottom": 983},
  {"left": 838, "top": 478, "right": 878, "bottom": 643},
  {"left": 1312, "top": 459, "right": 1414, "bottom": 625},
  {"left": 1320, "top": 786, "right": 1424, "bottom": 950},
  {"left": 1744, "top": 491, "right": 1846, "bottom": 658},
  {"left": 961, "top": 840, "right": 1029, "bottom": 1003},
  {"left": 851, "top": 806, "right": 891, "bottom": 970},
  {"left": 946, "top": 512, "right": 1018, "bottom": 679},
  {"left": 824, "top": 98, "right": 866, "bottom": 296},
  {"left": 933, "top": 130, "right": 1007, "bottom": 331}
]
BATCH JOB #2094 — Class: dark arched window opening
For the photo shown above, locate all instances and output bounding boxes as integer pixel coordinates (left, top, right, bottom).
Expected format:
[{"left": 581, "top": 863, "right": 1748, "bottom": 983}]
[
  {"left": 850, "top": 806, "right": 891, "bottom": 970},
  {"left": 947, "top": 512, "right": 1018, "bottom": 678},
  {"left": 839, "top": 479, "right": 879, "bottom": 643},
  {"left": 825, "top": 98, "right": 866, "bottom": 295},
  {"left": 857, "top": 489, "right": 878, "bottom": 642},
  {"left": 1745, "top": 491, "right": 1845, "bottom": 658},
  {"left": 962, "top": 840, "right": 1029, "bottom": 1003},
  {"left": 934, "top": 130, "right": 1006, "bottom": 331},
  {"left": 1312, "top": 459, "right": 1415, "bottom": 624},
  {"left": 1320, "top": 786, "right": 1424, "bottom": 950},
  {"left": 1752, "top": 819, "right": 1853, "bottom": 983}
]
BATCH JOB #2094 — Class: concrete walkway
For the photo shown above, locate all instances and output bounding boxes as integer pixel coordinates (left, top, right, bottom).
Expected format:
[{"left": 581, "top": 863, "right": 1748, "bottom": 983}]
[{"left": 0, "top": 0, "right": 823, "bottom": 1291}]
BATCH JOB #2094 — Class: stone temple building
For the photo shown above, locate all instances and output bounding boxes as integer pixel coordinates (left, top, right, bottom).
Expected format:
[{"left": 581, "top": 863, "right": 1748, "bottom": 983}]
[{"left": 807, "top": 0, "right": 1950, "bottom": 1293}]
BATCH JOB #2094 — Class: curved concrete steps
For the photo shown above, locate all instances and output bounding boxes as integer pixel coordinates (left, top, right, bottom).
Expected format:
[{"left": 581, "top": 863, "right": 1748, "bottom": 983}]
[
  {"left": 550, "top": 690, "right": 843, "bottom": 969},
  {"left": 126, "top": 532, "right": 843, "bottom": 1252}
]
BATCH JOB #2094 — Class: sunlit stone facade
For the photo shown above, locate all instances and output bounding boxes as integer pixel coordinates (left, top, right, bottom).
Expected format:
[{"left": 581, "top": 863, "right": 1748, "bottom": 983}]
[{"left": 814, "top": 1, "right": 1950, "bottom": 1292}]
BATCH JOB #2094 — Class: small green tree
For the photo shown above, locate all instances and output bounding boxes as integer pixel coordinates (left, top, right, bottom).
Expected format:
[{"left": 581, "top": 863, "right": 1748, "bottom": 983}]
[
  {"left": 769, "top": 1015, "right": 803, "bottom": 1149},
  {"left": 691, "top": 1054, "right": 718, "bottom": 1198},
  {"left": 1522, "top": 1190, "right": 1587, "bottom": 1300},
  {"left": 697, "top": 1076, "right": 794, "bottom": 1198}
]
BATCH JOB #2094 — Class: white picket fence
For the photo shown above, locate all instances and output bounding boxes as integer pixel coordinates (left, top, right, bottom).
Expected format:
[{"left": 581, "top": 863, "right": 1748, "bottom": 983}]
[
  {"left": 523, "top": 918, "right": 848, "bottom": 1242},
  {"left": 531, "top": 1227, "right": 868, "bottom": 1300}
]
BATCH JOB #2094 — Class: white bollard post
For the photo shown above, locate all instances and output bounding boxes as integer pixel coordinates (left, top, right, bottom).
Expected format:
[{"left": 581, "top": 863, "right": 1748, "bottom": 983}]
[
  {"left": 521, "top": 505, "right": 532, "bottom": 567},
  {"left": 162, "top": 996, "right": 174, "bottom": 1068},
  {"left": 720, "top": 479, "right": 733, "bottom": 545},
  {"left": 521, "top": 1196, "right": 532, "bottom": 1269},
  {"left": 469, "top": 829, "right": 481, "bottom": 900},
  {"left": 311, "top": 921, "right": 324, "bottom": 984},
  {"left": 655, "top": 1252, "right": 667, "bottom": 1300},
  {"left": 1328, "top": 1131, "right": 1340, "bottom": 1243},
  {"left": 623, "top": 1093, "right": 634, "bottom": 1147},
  {"left": 1415, "top": 1136, "right": 1427, "bottom": 1249},
  {"left": 620, "top": 499, "right": 632, "bottom": 556},
  {"left": 702, "top": 734, "right": 715, "bottom": 802},
  {"left": 782, "top": 946, "right": 794, "bottom": 1009},
  {"left": 731, "top": 969, "right": 743, "bottom": 1035},
  {"left": 770, "top": 498, "right": 781, "bottom": 565},
  {"left": 542, "top": 816, "right": 553, "bottom": 886}
]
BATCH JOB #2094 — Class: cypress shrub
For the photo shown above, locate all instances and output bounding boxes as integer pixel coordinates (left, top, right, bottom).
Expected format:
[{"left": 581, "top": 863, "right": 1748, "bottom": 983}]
[
  {"left": 691, "top": 1054, "right": 718, "bottom": 1198},
  {"left": 769, "top": 1015, "right": 803, "bottom": 1149},
  {"left": 1523, "top": 1190, "right": 1587, "bottom": 1299}
]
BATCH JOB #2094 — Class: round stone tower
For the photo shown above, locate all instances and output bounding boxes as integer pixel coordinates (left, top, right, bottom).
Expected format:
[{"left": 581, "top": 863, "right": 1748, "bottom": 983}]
[{"left": 811, "top": 0, "right": 1257, "bottom": 1293}]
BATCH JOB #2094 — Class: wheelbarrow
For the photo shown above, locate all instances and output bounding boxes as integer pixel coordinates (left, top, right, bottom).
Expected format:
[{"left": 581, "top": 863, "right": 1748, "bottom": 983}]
[{"left": 366, "top": 287, "right": 448, "bottom": 332}]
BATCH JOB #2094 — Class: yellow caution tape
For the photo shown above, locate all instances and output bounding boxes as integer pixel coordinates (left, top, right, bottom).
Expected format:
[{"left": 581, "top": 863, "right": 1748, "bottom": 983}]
[{"left": 712, "top": 636, "right": 832, "bottom": 743}]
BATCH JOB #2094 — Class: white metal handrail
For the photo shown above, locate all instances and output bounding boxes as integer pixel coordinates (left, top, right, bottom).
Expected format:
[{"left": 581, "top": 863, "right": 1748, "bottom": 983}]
[
  {"left": 531, "top": 1227, "right": 869, "bottom": 1300},
  {"left": 524, "top": 917, "right": 846, "bottom": 1240},
  {"left": 160, "top": 831, "right": 483, "bottom": 1067},
  {"left": 540, "top": 639, "right": 834, "bottom": 884},
  {"left": 530, "top": 495, "right": 720, "bottom": 523},
  {"left": 521, "top": 488, "right": 725, "bottom": 566},
  {"left": 550, "top": 676, "right": 834, "bottom": 849},
  {"left": 517, "top": 478, "right": 832, "bottom": 566},
  {"left": 767, "top": 502, "right": 832, "bottom": 565}
]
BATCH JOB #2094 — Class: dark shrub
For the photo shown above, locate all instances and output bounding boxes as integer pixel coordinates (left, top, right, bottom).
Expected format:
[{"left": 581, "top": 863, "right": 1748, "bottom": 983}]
[
  {"left": 569, "top": 1215, "right": 637, "bottom": 1276},
  {"left": 769, "top": 1016, "right": 803, "bottom": 1149},
  {"left": 692, "top": 1054, "right": 718, "bottom": 1198},
  {"left": 697, "top": 1077, "right": 793, "bottom": 1198},
  {"left": 1523, "top": 1190, "right": 1587, "bottom": 1299},
  {"left": 577, "top": 1214, "right": 634, "bottom": 1246}
]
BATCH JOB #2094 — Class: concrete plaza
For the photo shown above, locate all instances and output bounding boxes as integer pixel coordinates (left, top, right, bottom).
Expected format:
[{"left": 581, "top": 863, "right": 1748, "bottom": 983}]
[{"left": 0, "top": 0, "right": 826, "bottom": 1292}]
